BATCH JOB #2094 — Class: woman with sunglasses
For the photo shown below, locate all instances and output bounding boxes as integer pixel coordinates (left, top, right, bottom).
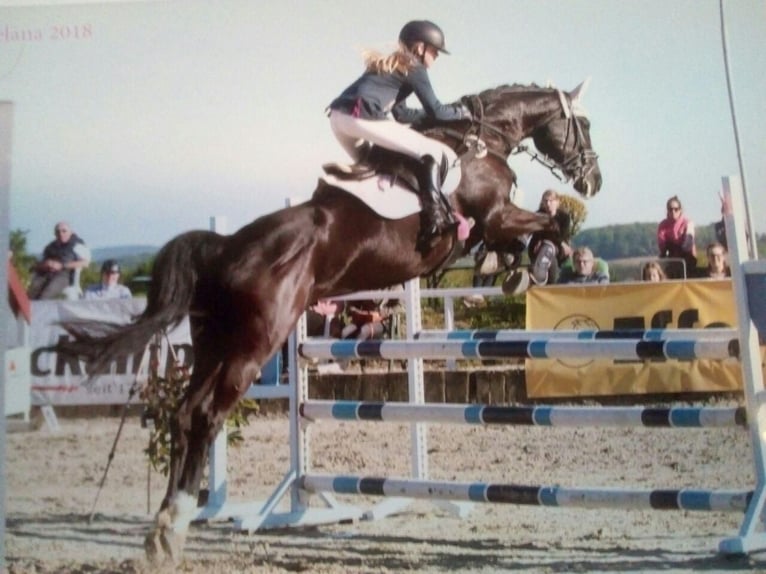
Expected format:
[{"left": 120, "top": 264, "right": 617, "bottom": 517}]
[{"left": 657, "top": 195, "right": 697, "bottom": 278}]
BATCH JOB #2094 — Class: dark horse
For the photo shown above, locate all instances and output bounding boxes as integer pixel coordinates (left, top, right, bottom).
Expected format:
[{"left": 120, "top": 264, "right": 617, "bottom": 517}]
[{"left": 60, "top": 81, "right": 601, "bottom": 562}]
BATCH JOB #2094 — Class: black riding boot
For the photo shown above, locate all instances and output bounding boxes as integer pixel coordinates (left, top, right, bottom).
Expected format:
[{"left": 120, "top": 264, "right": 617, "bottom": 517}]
[{"left": 416, "top": 155, "right": 456, "bottom": 251}]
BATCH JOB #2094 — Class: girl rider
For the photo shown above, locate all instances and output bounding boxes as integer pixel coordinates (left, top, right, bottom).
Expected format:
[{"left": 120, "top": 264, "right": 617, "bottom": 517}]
[{"left": 328, "top": 20, "right": 472, "bottom": 250}]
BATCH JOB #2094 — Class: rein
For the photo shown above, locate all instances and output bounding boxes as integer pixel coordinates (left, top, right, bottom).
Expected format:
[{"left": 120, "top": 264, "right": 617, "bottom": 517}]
[
  {"left": 425, "top": 88, "right": 598, "bottom": 186},
  {"left": 512, "top": 94, "right": 599, "bottom": 184},
  {"left": 424, "top": 95, "right": 513, "bottom": 165}
]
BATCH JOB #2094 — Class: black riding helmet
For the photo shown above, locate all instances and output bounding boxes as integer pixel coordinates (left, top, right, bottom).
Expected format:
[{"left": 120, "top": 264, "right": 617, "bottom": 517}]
[{"left": 399, "top": 20, "right": 449, "bottom": 54}]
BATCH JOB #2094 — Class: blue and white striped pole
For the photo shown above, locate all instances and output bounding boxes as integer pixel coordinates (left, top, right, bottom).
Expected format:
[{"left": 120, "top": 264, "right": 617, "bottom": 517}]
[
  {"left": 415, "top": 328, "right": 738, "bottom": 342},
  {"left": 300, "top": 400, "right": 747, "bottom": 428},
  {"left": 299, "top": 338, "right": 739, "bottom": 362},
  {"left": 301, "top": 475, "right": 752, "bottom": 512}
]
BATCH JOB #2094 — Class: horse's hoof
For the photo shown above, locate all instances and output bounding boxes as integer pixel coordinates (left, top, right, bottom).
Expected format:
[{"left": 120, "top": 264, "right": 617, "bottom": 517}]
[
  {"left": 502, "top": 269, "right": 530, "bottom": 295},
  {"left": 463, "top": 294, "right": 486, "bottom": 308}
]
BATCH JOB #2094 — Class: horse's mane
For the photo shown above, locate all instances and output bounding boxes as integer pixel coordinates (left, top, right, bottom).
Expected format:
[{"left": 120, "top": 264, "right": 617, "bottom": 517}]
[{"left": 472, "top": 82, "right": 550, "bottom": 101}]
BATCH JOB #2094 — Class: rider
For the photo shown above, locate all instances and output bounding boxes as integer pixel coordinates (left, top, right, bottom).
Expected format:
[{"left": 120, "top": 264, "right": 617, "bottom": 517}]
[{"left": 327, "top": 20, "right": 472, "bottom": 250}]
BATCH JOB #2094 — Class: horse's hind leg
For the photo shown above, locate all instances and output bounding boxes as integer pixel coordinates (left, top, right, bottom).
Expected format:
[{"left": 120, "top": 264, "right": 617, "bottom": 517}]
[{"left": 145, "top": 344, "right": 259, "bottom": 565}]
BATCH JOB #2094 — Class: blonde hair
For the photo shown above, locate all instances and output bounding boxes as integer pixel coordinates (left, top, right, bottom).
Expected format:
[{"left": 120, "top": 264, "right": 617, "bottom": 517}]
[
  {"left": 363, "top": 43, "right": 418, "bottom": 75},
  {"left": 539, "top": 189, "right": 560, "bottom": 210},
  {"left": 642, "top": 261, "right": 667, "bottom": 281}
]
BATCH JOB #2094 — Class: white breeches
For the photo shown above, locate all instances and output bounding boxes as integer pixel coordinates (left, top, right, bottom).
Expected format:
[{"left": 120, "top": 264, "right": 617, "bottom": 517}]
[{"left": 329, "top": 110, "right": 458, "bottom": 169}]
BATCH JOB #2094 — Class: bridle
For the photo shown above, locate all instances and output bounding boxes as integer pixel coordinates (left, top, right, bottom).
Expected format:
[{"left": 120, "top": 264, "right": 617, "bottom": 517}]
[
  {"left": 425, "top": 95, "right": 514, "bottom": 164},
  {"left": 432, "top": 90, "right": 598, "bottom": 184},
  {"left": 513, "top": 90, "right": 599, "bottom": 184}
]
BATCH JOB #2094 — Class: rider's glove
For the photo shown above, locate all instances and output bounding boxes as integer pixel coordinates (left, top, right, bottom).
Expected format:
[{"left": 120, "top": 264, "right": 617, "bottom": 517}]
[{"left": 457, "top": 104, "right": 473, "bottom": 121}]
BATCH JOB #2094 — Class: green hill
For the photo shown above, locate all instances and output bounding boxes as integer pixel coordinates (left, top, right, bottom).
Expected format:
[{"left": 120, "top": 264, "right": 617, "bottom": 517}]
[{"left": 573, "top": 222, "right": 765, "bottom": 260}]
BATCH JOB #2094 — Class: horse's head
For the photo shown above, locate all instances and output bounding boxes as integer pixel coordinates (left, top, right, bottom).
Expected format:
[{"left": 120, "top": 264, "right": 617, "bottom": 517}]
[{"left": 531, "top": 80, "right": 602, "bottom": 198}]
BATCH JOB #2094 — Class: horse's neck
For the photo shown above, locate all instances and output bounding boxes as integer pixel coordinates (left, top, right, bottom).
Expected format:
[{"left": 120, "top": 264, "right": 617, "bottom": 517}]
[{"left": 491, "top": 91, "right": 562, "bottom": 143}]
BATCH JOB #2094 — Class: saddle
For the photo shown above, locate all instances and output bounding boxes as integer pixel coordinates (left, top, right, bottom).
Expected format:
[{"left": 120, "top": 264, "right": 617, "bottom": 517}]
[{"left": 322, "top": 147, "right": 422, "bottom": 193}]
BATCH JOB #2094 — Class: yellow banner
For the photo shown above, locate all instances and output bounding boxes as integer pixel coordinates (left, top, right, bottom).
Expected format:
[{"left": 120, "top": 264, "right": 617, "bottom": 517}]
[{"left": 525, "top": 279, "right": 744, "bottom": 398}]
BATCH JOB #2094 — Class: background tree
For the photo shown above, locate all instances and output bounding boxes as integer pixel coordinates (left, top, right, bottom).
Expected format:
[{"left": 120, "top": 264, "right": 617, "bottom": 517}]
[{"left": 9, "top": 229, "right": 37, "bottom": 287}]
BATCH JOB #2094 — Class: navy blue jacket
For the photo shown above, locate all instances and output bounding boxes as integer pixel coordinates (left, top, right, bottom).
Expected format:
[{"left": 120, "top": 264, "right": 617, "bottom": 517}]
[
  {"left": 42, "top": 234, "right": 86, "bottom": 264},
  {"left": 330, "top": 63, "right": 464, "bottom": 123}
]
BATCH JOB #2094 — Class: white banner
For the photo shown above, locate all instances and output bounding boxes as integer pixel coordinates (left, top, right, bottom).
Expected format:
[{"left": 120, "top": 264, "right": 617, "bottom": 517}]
[{"left": 29, "top": 299, "right": 192, "bottom": 406}]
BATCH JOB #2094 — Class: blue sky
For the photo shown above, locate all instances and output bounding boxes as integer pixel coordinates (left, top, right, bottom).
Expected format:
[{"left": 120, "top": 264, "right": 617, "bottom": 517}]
[{"left": 1, "top": 0, "right": 764, "bottom": 253}]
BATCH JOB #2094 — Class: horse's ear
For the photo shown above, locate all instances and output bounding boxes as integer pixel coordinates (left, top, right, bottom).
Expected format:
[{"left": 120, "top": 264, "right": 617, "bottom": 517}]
[
  {"left": 570, "top": 77, "right": 591, "bottom": 101},
  {"left": 570, "top": 77, "right": 591, "bottom": 116}
]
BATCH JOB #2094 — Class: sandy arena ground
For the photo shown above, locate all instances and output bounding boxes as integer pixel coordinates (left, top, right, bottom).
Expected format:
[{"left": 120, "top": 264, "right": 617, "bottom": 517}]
[{"left": 6, "top": 403, "right": 766, "bottom": 573}]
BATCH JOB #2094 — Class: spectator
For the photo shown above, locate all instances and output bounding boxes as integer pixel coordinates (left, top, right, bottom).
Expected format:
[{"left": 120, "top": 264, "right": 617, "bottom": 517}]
[
  {"left": 558, "top": 247, "right": 609, "bottom": 284},
  {"left": 699, "top": 242, "right": 731, "bottom": 279},
  {"left": 657, "top": 195, "right": 696, "bottom": 278},
  {"left": 641, "top": 261, "right": 667, "bottom": 282},
  {"left": 83, "top": 259, "right": 133, "bottom": 300},
  {"left": 714, "top": 191, "right": 731, "bottom": 250},
  {"left": 341, "top": 298, "right": 400, "bottom": 341},
  {"left": 27, "top": 221, "right": 91, "bottom": 300},
  {"left": 306, "top": 299, "right": 345, "bottom": 338},
  {"left": 528, "top": 189, "right": 573, "bottom": 285}
]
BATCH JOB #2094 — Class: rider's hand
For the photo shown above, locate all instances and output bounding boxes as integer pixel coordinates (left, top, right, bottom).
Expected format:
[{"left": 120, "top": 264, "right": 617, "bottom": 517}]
[{"left": 455, "top": 104, "right": 473, "bottom": 121}]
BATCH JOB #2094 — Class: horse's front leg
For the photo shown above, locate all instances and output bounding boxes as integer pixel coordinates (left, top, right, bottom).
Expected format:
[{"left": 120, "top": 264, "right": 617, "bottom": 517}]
[
  {"left": 482, "top": 205, "right": 557, "bottom": 294},
  {"left": 145, "top": 355, "right": 259, "bottom": 565},
  {"left": 484, "top": 203, "right": 554, "bottom": 247}
]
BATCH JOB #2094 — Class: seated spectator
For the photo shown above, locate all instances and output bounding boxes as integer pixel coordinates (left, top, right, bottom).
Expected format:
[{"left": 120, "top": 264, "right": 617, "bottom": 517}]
[
  {"left": 557, "top": 247, "right": 609, "bottom": 284},
  {"left": 341, "top": 298, "right": 400, "bottom": 341},
  {"left": 699, "top": 242, "right": 731, "bottom": 279},
  {"left": 306, "top": 299, "right": 345, "bottom": 338},
  {"left": 641, "top": 261, "right": 667, "bottom": 282},
  {"left": 657, "top": 195, "right": 696, "bottom": 278},
  {"left": 83, "top": 259, "right": 133, "bottom": 300},
  {"left": 28, "top": 221, "right": 91, "bottom": 300},
  {"left": 527, "top": 189, "right": 573, "bottom": 286}
]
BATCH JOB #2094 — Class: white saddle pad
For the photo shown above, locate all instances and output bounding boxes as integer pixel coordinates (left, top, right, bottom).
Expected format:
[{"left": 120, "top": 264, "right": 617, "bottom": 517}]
[{"left": 320, "top": 174, "right": 421, "bottom": 220}]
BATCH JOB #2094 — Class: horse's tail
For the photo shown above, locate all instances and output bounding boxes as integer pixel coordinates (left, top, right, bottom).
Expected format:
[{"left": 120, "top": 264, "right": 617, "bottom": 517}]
[{"left": 58, "top": 230, "right": 224, "bottom": 375}]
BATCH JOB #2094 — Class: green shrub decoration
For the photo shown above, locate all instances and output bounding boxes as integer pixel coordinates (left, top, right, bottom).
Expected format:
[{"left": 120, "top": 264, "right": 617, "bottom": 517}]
[{"left": 140, "top": 356, "right": 259, "bottom": 476}]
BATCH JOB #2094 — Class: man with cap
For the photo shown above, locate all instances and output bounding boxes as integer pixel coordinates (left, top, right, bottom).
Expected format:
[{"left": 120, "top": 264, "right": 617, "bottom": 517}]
[{"left": 83, "top": 259, "right": 132, "bottom": 300}]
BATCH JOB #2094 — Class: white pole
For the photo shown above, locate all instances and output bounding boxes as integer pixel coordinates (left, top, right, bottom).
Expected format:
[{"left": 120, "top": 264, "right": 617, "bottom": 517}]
[
  {"left": 719, "top": 0, "right": 758, "bottom": 258},
  {"left": 207, "top": 215, "right": 228, "bottom": 507}
]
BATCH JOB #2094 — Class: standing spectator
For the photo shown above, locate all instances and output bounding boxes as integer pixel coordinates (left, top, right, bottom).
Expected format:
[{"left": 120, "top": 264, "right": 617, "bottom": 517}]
[
  {"left": 714, "top": 191, "right": 731, "bottom": 250},
  {"left": 699, "top": 242, "right": 731, "bottom": 279},
  {"left": 83, "top": 259, "right": 133, "bottom": 300},
  {"left": 641, "top": 261, "right": 667, "bottom": 282},
  {"left": 28, "top": 221, "right": 91, "bottom": 300},
  {"left": 657, "top": 195, "right": 696, "bottom": 278},
  {"left": 557, "top": 247, "right": 609, "bottom": 284},
  {"left": 528, "top": 189, "right": 573, "bottom": 285},
  {"left": 306, "top": 299, "right": 345, "bottom": 338}
]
